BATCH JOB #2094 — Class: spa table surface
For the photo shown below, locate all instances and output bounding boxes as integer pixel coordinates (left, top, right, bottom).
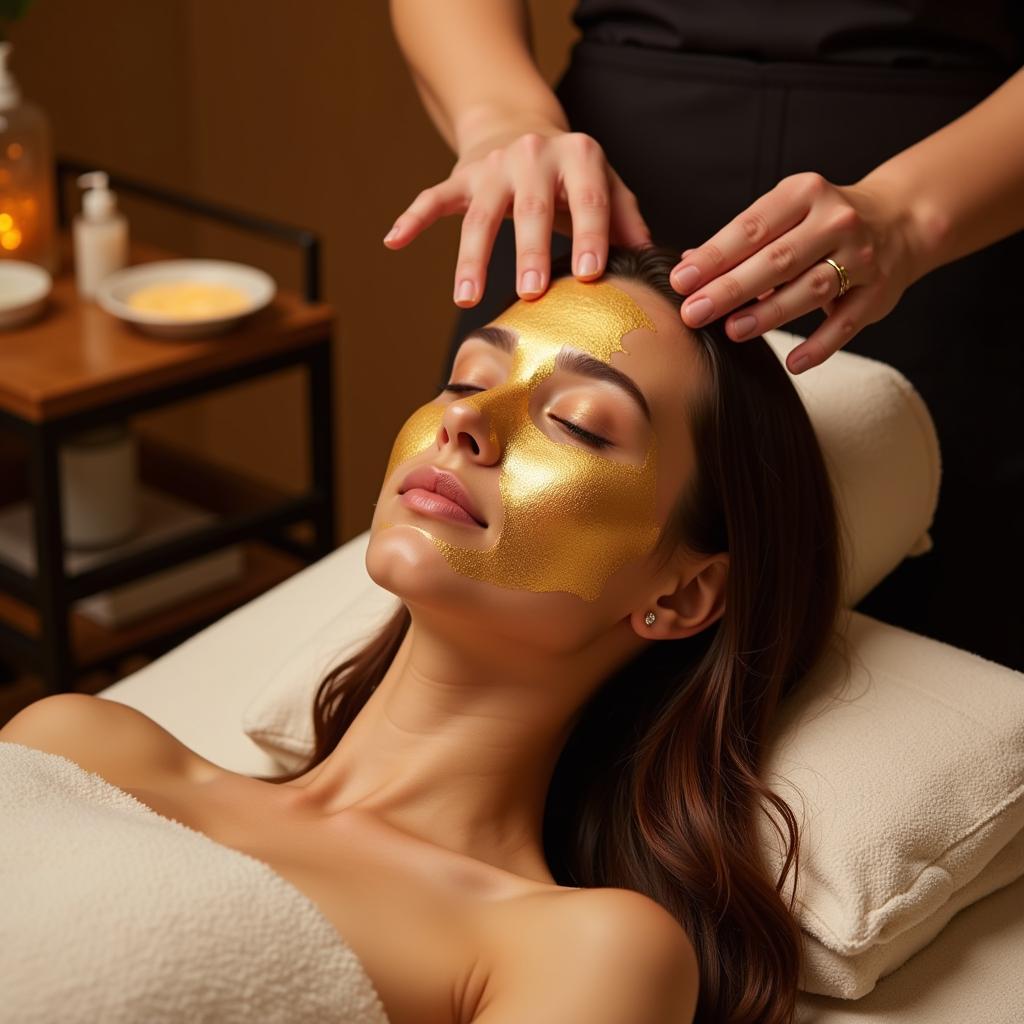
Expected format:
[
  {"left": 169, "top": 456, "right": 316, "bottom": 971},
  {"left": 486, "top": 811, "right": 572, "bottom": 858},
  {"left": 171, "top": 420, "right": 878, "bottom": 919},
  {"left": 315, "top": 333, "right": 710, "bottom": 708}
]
[{"left": 0, "top": 239, "right": 333, "bottom": 422}]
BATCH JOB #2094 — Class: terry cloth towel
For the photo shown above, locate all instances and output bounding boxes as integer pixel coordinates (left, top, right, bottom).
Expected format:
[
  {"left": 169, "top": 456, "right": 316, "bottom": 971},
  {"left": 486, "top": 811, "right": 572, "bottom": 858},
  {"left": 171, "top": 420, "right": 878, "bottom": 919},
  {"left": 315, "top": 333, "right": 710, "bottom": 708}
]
[{"left": 0, "top": 742, "right": 391, "bottom": 1024}]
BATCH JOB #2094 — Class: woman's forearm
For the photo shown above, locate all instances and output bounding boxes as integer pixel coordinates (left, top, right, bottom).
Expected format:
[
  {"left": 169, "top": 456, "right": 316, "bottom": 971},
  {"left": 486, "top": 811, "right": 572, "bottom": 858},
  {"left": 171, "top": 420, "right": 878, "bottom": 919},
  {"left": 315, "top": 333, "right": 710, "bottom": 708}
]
[
  {"left": 860, "top": 66, "right": 1024, "bottom": 281},
  {"left": 389, "top": 0, "right": 570, "bottom": 157}
]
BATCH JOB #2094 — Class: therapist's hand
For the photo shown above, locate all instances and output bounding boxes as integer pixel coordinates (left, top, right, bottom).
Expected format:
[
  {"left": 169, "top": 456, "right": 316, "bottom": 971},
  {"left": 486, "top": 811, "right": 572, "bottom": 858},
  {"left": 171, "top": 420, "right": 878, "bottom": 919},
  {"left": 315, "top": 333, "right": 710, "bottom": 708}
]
[
  {"left": 382, "top": 127, "right": 652, "bottom": 307},
  {"left": 669, "top": 171, "right": 929, "bottom": 374}
]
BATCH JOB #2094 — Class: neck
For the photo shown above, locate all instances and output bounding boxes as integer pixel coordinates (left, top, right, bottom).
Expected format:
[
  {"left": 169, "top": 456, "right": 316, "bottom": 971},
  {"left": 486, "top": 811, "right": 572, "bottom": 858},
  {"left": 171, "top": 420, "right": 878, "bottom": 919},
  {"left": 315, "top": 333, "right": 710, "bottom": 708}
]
[{"left": 282, "top": 604, "right": 639, "bottom": 883}]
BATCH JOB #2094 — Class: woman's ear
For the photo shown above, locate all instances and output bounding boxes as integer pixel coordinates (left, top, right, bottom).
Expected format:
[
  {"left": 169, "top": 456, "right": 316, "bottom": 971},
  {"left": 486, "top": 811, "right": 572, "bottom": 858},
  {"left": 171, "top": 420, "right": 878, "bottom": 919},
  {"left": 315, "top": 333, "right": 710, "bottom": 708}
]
[{"left": 630, "top": 553, "right": 729, "bottom": 640}]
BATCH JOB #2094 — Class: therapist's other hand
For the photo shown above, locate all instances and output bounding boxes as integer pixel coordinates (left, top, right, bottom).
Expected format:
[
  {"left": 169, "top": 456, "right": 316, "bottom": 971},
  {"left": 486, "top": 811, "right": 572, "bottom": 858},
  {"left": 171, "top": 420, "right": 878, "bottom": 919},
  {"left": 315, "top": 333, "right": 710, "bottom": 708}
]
[
  {"left": 382, "top": 128, "right": 652, "bottom": 307},
  {"left": 669, "top": 171, "right": 927, "bottom": 374}
]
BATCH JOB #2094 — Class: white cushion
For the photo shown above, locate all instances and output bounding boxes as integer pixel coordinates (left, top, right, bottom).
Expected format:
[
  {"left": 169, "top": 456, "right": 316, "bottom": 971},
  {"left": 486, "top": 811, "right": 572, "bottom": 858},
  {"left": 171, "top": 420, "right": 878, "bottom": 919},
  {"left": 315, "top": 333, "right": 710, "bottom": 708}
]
[
  {"left": 239, "top": 537, "right": 400, "bottom": 767},
  {"left": 762, "top": 329, "right": 940, "bottom": 606},
  {"left": 758, "top": 612, "right": 1024, "bottom": 997}
]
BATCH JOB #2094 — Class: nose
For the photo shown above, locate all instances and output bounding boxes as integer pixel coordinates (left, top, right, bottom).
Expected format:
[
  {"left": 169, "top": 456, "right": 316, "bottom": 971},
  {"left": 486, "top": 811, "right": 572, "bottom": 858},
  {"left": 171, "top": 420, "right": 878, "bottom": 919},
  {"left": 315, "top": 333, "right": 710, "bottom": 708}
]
[{"left": 437, "top": 397, "right": 501, "bottom": 465}]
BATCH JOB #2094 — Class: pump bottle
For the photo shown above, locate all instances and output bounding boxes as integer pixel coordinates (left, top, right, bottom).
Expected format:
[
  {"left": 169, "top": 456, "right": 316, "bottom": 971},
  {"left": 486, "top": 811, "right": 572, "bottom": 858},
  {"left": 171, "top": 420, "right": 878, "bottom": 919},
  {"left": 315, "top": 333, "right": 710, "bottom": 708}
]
[{"left": 73, "top": 171, "right": 129, "bottom": 299}]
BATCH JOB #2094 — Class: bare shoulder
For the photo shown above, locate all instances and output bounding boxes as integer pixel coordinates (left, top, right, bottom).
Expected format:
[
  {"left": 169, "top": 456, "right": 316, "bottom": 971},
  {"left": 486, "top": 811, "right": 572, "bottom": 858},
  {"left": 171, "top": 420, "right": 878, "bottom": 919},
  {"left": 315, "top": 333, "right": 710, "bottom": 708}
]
[
  {"left": 474, "top": 886, "right": 698, "bottom": 1024},
  {"left": 0, "top": 693, "right": 205, "bottom": 782}
]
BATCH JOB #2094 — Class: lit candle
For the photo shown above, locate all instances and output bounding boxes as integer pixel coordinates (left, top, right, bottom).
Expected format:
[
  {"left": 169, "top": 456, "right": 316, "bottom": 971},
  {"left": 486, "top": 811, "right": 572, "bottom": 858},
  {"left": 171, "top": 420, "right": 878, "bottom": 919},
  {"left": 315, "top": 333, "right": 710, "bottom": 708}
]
[
  {"left": 0, "top": 42, "right": 58, "bottom": 273},
  {"left": 0, "top": 200, "right": 29, "bottom": 253}
]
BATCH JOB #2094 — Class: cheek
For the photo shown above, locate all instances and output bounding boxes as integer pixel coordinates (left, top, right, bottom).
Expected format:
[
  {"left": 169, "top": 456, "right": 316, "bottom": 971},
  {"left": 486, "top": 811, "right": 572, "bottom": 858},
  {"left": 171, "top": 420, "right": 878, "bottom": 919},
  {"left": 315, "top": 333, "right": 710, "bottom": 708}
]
[
  {"left": 504, "top": 430, "right": 649, "bottom": 529},
  {"left": 494, "top": 425, "right": 660, "bottom": 601},
  {"left": 382, "top": 403, "right": 443, "bottom": 486}
]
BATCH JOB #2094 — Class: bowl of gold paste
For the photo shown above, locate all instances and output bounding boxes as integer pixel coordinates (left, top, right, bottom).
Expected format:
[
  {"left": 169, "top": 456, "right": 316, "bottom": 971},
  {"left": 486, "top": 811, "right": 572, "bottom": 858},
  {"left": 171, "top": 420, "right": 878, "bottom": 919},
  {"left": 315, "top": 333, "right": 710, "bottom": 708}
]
[{"left": 96, "top": 259, "right": 276, "bottom": 338}]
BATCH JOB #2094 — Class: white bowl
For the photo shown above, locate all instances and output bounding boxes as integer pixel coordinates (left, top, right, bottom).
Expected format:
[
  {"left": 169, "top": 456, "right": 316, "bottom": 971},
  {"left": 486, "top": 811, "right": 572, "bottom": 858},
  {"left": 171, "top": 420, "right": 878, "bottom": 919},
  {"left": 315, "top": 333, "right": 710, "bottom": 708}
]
[
  {"left": 96, "top": 259, "right": 277, "bottom": 338},
  {"left": 0, "top": 260, "right": 52, "bottom": 329}
]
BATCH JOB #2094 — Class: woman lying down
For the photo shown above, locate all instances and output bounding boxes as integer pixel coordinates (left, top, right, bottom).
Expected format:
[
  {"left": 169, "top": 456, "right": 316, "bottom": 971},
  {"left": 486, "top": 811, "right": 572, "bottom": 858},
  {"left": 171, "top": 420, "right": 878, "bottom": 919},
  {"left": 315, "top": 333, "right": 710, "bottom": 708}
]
[{"left": 0, "top": 244, "right": 846, "bottom": 1024}]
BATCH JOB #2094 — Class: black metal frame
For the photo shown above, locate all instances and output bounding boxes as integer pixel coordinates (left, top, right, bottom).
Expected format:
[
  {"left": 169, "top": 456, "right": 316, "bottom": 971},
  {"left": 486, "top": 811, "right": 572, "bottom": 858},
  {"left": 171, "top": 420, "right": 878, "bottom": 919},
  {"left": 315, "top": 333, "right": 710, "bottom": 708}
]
[{"left": 0, "top": 159, "right": 335, "bottom": 693}]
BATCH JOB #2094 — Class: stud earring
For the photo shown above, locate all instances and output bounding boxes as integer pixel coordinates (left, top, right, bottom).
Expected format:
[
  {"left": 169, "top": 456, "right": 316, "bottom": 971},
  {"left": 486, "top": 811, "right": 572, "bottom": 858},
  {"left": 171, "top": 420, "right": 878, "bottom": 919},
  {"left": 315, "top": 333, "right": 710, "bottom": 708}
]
[{"left": 644, "top": 610, "right": 656, "bottom": 626}]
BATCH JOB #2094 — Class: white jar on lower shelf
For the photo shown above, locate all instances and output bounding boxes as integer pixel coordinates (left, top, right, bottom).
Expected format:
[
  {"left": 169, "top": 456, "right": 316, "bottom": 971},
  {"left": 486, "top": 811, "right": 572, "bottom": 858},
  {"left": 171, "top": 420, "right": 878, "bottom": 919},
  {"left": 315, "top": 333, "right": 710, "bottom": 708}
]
[{"left": 59, "top": 423, "right": 138, "bottom": 550}]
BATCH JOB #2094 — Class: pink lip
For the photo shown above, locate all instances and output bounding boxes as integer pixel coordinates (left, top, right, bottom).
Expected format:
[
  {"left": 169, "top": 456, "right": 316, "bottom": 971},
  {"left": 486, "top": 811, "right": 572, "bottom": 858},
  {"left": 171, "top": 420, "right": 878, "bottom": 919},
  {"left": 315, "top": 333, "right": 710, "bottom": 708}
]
[{"left": 398, "top": 465, "right": 487, "bottom": 527}]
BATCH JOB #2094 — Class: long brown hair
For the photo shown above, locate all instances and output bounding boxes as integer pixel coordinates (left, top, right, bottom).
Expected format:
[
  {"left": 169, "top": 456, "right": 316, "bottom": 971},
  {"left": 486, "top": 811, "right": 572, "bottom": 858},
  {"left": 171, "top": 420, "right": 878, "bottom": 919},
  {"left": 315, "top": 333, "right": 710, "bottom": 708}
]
[{"left": 267, "top": 244, "right": 847, "bottom": 1024}]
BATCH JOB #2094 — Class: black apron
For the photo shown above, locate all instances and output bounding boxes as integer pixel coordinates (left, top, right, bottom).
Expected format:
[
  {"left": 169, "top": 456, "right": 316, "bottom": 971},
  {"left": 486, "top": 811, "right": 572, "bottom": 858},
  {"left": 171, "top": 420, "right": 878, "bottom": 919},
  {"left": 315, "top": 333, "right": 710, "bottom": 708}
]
[{"left": 443, "top": 8, "right": 1024, "bottom": 671}]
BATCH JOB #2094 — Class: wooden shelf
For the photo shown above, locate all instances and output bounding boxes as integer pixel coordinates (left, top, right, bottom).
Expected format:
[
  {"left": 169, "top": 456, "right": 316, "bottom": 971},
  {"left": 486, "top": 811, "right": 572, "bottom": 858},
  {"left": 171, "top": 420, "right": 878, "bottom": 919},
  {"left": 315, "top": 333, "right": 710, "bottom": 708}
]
[
  {"left": 0, "top": 539, "right": 302, "bottom": 672},
  {"left": 0, "top": 436, "right": 313, "bottom": 678},
  {"left": 0, "top": 236, "right": 333, "bottom": 423}
]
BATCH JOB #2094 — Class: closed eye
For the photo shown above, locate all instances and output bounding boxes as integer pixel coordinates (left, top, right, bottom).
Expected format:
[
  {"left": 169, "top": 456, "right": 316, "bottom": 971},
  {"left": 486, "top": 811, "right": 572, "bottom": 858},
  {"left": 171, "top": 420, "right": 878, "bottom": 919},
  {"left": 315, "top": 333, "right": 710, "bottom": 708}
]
[{"left": 548, "top": 415, "right": 612, "bottom": 449}]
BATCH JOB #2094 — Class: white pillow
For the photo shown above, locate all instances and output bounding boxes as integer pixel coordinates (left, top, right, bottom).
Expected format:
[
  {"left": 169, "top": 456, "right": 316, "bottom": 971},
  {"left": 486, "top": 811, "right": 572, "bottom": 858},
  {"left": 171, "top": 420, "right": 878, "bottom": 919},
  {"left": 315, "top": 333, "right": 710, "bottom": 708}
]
[
  {"left": 240, "top": 536, "right": 400, "bottom": 766},
  {"left": 757, "top": 612, "right": 1024, "bottom": 997},
  {"left": 762, "top": 329, "right": 940, "bottom": 605}
]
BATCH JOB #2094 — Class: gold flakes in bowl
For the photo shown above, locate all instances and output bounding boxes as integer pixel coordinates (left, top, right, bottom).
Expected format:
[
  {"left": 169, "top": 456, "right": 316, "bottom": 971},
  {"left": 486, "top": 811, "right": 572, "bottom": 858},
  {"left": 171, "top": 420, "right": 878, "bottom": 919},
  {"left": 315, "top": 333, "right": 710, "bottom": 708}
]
[{"left": 126, "top": 281, "right": 251, "bottom": 319}]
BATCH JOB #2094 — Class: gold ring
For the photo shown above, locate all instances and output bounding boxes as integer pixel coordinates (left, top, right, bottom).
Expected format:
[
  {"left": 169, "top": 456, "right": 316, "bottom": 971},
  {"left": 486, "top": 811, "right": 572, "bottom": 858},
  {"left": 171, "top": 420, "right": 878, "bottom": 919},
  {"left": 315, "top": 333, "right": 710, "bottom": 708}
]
[{"left": 824, "top": 257, "right": 850, "bottom": 299}]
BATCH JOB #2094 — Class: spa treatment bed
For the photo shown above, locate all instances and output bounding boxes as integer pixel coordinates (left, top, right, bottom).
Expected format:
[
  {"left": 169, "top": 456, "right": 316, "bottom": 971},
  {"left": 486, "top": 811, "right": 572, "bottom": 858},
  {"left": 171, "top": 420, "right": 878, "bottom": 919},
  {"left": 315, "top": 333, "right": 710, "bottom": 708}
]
[{"left": 7, "top": 330, "right": 1021, "bottom": 1022}]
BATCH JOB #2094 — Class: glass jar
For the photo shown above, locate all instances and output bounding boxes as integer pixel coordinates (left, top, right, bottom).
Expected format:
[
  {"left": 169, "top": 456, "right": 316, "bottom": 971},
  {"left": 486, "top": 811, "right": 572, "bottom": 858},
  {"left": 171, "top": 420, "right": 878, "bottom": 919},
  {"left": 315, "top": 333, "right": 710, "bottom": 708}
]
[{"left": 0, "top": 41, "right": 57, "bottom": 274}]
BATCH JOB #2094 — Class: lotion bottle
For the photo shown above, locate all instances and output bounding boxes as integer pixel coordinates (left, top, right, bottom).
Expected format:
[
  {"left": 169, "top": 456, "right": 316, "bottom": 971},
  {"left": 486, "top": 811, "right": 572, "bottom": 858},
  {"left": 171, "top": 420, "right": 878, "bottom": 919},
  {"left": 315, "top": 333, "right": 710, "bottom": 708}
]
[{"left": 73, "top": 171, "right": 128, "bottom": 299}]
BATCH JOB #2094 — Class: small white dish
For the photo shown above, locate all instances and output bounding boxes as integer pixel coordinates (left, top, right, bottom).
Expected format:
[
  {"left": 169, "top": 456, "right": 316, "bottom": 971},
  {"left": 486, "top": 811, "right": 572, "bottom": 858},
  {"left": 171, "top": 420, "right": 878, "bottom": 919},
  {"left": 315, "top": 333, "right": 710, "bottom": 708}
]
[
  {"left": 96, "top": 259, "right": 277, "bottom": 338},
  {"left": 0, "top": 260, "right": 52, "bottom": 329}
]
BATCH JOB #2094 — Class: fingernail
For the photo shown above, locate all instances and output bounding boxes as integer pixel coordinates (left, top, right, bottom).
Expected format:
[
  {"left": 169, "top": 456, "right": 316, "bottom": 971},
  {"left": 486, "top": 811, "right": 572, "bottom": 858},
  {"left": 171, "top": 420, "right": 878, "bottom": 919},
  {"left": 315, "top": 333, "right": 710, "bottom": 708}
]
[
  {"left": 383, "top": 224, "right": 400, "bottom": 243},
  {"left": 520, "top": 269, "right": 542, "bottom": 294},
  {"left": 456, "top": 279, "right": 476, "bottom": 303},
  {"left": 576, "top": 252, "right": 598, "bottom": 276},
  {"left": 732, "top": 314, "right": 757, "bottom": 338},
  {"left": 684, "top": 296, "right": 713, "bottom": 325},
  {"left": 671, "top": 265, "right": 700, "bottom": 292},
  {"left": 791, "top": 354, "right": 811, "bottom": 374}
]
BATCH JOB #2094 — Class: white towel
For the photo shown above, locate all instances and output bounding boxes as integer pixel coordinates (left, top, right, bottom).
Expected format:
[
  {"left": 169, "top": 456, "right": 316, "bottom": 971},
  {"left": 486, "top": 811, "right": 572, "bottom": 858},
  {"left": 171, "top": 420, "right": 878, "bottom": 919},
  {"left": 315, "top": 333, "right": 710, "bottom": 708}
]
[{"left": 0, "top": 742, "right": 391, "bottom": 1024}]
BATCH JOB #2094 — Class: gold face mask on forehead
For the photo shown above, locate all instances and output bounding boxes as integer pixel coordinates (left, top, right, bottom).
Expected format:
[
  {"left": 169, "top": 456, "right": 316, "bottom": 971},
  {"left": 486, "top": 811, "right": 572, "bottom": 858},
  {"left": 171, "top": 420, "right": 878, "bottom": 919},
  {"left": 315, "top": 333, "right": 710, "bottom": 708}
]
[{"left": 379, "top": 277, "right": 662, "bottom": 602}]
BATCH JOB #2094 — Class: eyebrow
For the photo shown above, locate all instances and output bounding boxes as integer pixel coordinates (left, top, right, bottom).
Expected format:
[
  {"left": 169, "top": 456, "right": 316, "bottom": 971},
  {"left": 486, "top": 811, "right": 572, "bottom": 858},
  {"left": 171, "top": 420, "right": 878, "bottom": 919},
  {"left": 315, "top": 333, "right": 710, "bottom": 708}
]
[{"left": 462, "top": 325, "right": 653, "bottom": 424}]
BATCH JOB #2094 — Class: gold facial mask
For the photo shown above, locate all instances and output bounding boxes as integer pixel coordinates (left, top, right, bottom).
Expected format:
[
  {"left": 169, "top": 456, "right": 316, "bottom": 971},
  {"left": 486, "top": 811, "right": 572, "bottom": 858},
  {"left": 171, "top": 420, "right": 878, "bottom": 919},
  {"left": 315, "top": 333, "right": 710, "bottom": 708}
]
[{"left": 380, "top": 277, "right": 661, "bottom": 602}]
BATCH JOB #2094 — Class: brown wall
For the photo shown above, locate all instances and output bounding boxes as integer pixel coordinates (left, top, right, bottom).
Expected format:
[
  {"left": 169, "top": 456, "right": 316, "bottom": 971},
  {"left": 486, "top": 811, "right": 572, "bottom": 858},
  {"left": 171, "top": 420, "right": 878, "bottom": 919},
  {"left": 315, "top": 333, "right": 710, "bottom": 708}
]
[{"left": 9, "top": 0, "right": 578, "bottom": 542}]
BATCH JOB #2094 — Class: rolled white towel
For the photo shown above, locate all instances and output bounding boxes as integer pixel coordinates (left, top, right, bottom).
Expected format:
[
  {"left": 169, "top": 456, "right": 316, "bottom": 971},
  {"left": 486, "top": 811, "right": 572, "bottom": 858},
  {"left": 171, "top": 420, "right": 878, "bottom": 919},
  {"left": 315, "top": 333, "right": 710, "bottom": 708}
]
[{"left": 763, "top": 328, "right": 941, "bottom": 608}]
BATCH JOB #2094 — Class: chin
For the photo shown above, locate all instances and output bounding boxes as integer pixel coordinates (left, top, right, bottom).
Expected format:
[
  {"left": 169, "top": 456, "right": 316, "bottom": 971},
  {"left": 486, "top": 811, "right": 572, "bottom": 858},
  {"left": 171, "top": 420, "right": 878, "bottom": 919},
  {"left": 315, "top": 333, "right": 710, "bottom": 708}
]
[
  {"left": 364, "top": 523, "right": 622, "bottom": 656},
  {"left": 365, "top": 523, "right": 464, "bottom": 605}
]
